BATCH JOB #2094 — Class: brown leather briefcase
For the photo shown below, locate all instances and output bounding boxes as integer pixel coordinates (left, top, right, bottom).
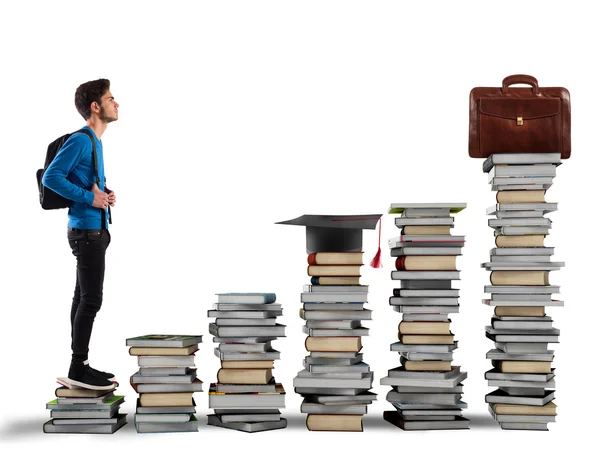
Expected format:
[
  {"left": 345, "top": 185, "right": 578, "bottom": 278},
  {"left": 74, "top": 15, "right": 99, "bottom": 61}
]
[{"left": 469, "top": 74, "right": 571, "bottom": 159}]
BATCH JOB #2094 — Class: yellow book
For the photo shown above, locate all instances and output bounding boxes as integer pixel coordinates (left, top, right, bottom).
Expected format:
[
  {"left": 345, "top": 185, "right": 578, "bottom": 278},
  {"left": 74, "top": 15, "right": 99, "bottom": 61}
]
[
  {"left": 496, "top": 190, "right": 546, "bottom": 204},
  {"left": 495, "top": 306, "right": 545, "bottom": 317},
  {"left": 493, "top": 402, "right": 557, "bottom": 416},
  {"left": 220, "top": 360, "right": 274, "bottom": 369},
  {"left": 306, "top": 414, "right": 363, "bottom": 432},
  {"left": 217, "top": 368, "right": 272, "bottom": 384},
  {"left": 398, "top": 321, "right": 451, "bottom": 335},
  {"left": 495, "top": 361, "right": 552, "bottom": 374},
  {"left": 490, "top": 271, "right": 549, "bottom": 286},
  {"left": 305, "top": 337, "right": 362, "bottom": 352}
]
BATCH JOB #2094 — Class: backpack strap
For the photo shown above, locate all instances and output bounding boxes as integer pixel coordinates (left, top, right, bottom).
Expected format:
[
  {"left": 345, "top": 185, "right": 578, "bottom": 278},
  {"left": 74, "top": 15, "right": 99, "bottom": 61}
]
[{"left": 76, "top": 129, "right": 109, "bottom": 230}]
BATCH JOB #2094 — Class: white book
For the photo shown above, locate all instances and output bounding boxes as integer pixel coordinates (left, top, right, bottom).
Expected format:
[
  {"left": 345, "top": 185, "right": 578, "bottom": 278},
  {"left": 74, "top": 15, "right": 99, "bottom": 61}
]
[
  {"left": 390, "top": 342, "right": 458, "bottom": 353},
  {"left": 134, "top": 413, "right": 192, "bottom": 423},
  {"left": 394, "top": 217, "right": 455, "bottom": 227},
  {"left": 488, "top": 218, "right": 551, "bottom": 227},
  {"left": 401, "top": 208, "right": 452, "bottom": 218},
  {"left": 392, "top": 305, "right": 459, "bottom": 314},
  {"left": 300, "top": 292, "right": 368, "bottom": 303},
  {"left": 293, "top": 372, "right": 373, "bottom": 389},
  {"left": 491, "top": 184, "right": 552, "bottom": 191},
  {"left": 493, "top": 226, "right": 551, "bottom": 236},
  {"left": 391, "top": 271, "right": 460, "bottom": 280},
  {"left": 300, "top": 309, "right": 372, "bottom": 320},
  {"left": 482, "top": 262, "right": 564, "bottom": 270},
  {"left": 490, "top": 176, "right": 554, "bottom": 185},
  {"left": 303, "top": 285, "right": 368, "bottom": 293},
  {"left": 490, "top": 255, "right": 551, "bottom": 263},
  {"left": 380, "top": 372, "right": 467, "bottom": 389},
  {"left": 490, "top": 247, "right": 554, "bottom": 256},
  {"left": 482, "top": 153, "right": 561, "bottom": 172},
  {"left": 486, "top": 203, "right": 558, "bottom": 213},
  {"left": 302, "top": 325, "right": 369, "bottom": 337},
  {"left": 396, "top": 289, "right": 459, "bottom": 298},
  {"left": 490, "top": 210, "right": 547, "bottom": 218},
  {"left": 488, "top": 164, "right": 557, "bottom": 181},
  {"left": 391, "top": 247, "right": 463, "bottom": 256}
]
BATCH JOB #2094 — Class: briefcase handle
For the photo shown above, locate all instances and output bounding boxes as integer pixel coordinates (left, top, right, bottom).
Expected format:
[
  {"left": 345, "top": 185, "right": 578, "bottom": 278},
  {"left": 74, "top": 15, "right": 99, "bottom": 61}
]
[{"left": 502, "top": 74, "right": 539, "bottom": 95}]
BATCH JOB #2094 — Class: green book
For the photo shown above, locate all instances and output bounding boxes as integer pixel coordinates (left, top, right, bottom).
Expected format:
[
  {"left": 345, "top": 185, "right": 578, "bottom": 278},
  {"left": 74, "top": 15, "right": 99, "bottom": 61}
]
[{"left": 47, "top": 395, "right": 125, "bottom": 411}]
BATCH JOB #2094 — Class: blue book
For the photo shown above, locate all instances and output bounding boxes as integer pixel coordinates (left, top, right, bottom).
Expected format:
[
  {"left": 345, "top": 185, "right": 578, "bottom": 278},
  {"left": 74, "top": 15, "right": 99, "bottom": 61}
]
[{"left": 216, "top": 293, "right": 276, "bottom": 304}]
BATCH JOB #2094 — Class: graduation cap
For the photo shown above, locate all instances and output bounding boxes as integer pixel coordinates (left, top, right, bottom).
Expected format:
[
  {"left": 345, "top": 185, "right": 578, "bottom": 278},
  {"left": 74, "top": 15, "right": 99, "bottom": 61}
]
[{"left": 275, "top": 214, "right": 383, "bottom": 267}]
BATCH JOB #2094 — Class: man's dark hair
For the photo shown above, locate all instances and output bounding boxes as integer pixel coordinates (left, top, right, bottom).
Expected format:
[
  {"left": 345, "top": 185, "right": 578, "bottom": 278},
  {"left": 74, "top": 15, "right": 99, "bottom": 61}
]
[{"left": 74, "top": 79, "right": 110, "bottom": 120}]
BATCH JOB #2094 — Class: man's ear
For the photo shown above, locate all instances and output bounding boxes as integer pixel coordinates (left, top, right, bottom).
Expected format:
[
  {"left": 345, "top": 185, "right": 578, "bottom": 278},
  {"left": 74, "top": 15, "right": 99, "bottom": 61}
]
[{"left": 91, "top": 101, "right": 100, "bottom": 113}]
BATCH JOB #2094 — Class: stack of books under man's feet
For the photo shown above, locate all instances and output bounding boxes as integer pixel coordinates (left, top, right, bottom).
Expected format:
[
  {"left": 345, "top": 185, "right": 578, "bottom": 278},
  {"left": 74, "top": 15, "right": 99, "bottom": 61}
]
[
  {"left": 127, "top": 334, "right": 203, "bottom": 433},
  {"left": 482, "top": 153, "right": 564, "bottom": 430},
  {"left": 45, "top": 362, "right": 125, "bottom": 434},
  {"left": 208, "top": 293, "right": 287, "bottom": 432}
]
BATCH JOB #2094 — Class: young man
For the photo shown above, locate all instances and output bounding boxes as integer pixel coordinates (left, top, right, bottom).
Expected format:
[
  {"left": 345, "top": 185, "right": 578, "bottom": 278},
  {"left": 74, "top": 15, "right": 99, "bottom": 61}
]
[{"left": 43, "top": 79, "right": 119, "bottom": 389}]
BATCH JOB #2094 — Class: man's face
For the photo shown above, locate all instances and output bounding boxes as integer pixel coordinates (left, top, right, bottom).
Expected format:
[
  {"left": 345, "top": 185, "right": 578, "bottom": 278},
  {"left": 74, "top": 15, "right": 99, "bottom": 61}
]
[{"left": 98, "top": 90, "right": 119, "bottom": 123}]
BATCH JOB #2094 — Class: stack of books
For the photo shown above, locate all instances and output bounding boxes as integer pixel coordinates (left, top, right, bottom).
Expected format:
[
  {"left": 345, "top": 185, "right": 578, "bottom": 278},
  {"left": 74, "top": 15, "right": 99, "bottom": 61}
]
[
  {"left": 381, "top": 203, "right": 469, "bottom": 431},
  {"left": 294, "top": 254, "right": 377, "bottom": 432},
  {"left": 276, "top": 214, "right": 381, "bottom": 431},
  {"left": 481, "top": 153, "right": 564, "bottom": 431},
  {"left": 126, "top": 334, "right": 203, "bottom": 433},
  {"left": 44, "top": 380, "right": 126, "bottom": 434},
  {"left": 207, "top": 293, "right": 287, "bottom": 432}
]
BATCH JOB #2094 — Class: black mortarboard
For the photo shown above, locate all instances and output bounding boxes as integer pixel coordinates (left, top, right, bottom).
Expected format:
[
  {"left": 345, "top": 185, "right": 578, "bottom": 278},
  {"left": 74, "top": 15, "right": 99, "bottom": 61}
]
[{"left": 275, "top": 214, "right": 383, "bottom": 258}]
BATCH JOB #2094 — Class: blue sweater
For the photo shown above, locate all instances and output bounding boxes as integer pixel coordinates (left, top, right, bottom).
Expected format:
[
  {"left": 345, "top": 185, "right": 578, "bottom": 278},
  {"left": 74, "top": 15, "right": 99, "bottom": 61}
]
[{"left": 42, "top": 127, "right": 109, "bottom": 230}]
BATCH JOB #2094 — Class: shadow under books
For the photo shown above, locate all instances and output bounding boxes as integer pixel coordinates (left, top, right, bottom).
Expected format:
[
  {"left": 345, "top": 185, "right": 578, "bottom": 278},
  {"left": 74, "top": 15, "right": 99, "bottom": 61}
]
[{"left": 0, "top": 416, "right": 48, "bottom": 441}]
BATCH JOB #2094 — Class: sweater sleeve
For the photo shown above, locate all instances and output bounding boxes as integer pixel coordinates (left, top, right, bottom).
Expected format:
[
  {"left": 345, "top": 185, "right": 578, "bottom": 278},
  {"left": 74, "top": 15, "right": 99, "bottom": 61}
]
[{"left": 42, "top": 134, "right": 95, "bottom": 205}]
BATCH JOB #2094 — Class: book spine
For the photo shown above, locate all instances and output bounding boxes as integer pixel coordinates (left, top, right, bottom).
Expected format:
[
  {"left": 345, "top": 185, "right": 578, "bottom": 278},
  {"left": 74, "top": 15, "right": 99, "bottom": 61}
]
[
  {"left": 395, "top": 256, "right": 406, "bottom": 271},
  {"left": 307, "top": 253, "right": 317, "bottom": 265}
]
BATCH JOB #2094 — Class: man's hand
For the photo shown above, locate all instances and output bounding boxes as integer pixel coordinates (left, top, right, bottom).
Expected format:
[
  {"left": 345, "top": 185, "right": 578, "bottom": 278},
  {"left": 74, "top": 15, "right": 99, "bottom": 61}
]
[
  {"left": 107, "top": 189, "right": 116, "bottom": 207},
  {"left": 91, "top": 183, "right": 109, "bottom": 209}
]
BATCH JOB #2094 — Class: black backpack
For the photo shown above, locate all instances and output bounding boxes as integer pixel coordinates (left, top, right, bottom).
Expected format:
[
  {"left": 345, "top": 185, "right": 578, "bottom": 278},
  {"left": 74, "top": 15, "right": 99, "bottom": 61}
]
[{"left": 37, "top": 129, "right": 100, "bottom": 210}]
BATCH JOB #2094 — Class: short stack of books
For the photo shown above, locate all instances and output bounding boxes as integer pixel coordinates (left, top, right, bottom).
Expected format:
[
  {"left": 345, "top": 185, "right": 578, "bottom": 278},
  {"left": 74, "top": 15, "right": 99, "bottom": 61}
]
[
  {"left": 44, "top": 379, "right": 126, "bottom": 434},
  {"left": 126, "top": 334, "right": 203, "bottom": 433},
  {"left": 276, "top": 214, "right": 381, "bottom": 432},
  {"left": 207, "top": 293, "right": 287, "bottom": 432},
  {"left": 482, "top": 153, "right": 564, "bottom": 431},
  {"left": 381, "top": 203, "right": 469, "bottom": 431}
]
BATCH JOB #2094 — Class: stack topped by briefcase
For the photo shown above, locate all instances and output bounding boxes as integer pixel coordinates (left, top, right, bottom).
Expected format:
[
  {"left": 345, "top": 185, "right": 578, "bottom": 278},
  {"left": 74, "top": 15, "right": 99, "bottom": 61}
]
[{"left": 469, "top": 74, "right": 570, "bottom": 431}]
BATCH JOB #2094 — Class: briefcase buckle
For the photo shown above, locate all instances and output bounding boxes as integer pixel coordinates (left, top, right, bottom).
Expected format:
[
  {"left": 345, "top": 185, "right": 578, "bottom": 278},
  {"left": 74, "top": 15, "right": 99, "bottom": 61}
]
[{"left": 516, "top": 115, "right": 523, "bottom": 126}]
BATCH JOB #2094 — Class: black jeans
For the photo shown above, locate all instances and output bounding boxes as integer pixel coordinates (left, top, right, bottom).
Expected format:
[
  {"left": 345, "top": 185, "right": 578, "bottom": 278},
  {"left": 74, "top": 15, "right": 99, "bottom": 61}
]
[{"left": 67, "top": 228, "right": 111, "bottom": 365}]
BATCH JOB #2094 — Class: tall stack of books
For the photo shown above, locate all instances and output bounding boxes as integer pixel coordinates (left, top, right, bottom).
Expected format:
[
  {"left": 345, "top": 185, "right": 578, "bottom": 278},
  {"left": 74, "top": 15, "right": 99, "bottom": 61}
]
[
  {"left": 481, "top": 153, "right": 564, "bottom": 431},
  {"left": 44, "top": 379, "right": 126, "bottom": 434},
  {"left": 277, "top": 214, "right": 381, "bottom": 432},
  {"left": 208, "top": 293, "right": 287, "bottom": 432},
  {"left": 126, "top": 334, "right": 203, "bottom": 433},
  {"left": 381, "top": 203, "right": 469, "bottom": 431}
]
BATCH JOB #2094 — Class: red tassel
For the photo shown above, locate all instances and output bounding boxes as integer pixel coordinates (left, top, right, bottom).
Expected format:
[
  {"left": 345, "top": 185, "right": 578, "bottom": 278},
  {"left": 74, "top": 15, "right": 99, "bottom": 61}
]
[{"left": 369, "top": 217, "right": 383, "bottom": 268}]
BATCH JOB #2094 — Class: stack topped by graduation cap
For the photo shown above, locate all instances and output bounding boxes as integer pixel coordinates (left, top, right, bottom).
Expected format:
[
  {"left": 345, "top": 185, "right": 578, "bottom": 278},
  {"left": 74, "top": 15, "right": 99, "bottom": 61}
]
[
  {"left": 44, "top": 378, "right": 126, "bottom": 434},
  {"left": 380, "top": 203, "right": 469, "bottom": 431},
  {"left": 482, "top": 153, "right": 564, "bottom": 431},
  {"left": 126, "top": 334, "right": 203, "bottom": 433},
  {"left": 207, "top": 293, "right": 287, "bottom": 433},
  {"left": 276, "top": 214, "right": 381, "bottom": 432}
]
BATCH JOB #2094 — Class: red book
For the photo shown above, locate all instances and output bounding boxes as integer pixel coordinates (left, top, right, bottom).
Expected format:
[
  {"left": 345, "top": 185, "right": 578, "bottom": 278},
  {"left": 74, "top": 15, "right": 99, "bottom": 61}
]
[{"left": 395, "top": 256, "right": 406, "bottom": 271}]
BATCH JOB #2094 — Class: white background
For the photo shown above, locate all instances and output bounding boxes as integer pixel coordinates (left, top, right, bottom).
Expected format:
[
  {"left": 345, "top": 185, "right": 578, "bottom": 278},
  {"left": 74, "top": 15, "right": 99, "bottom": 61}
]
[{"left": 0, "top": 0, "right": 597, "bottom": 457}]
